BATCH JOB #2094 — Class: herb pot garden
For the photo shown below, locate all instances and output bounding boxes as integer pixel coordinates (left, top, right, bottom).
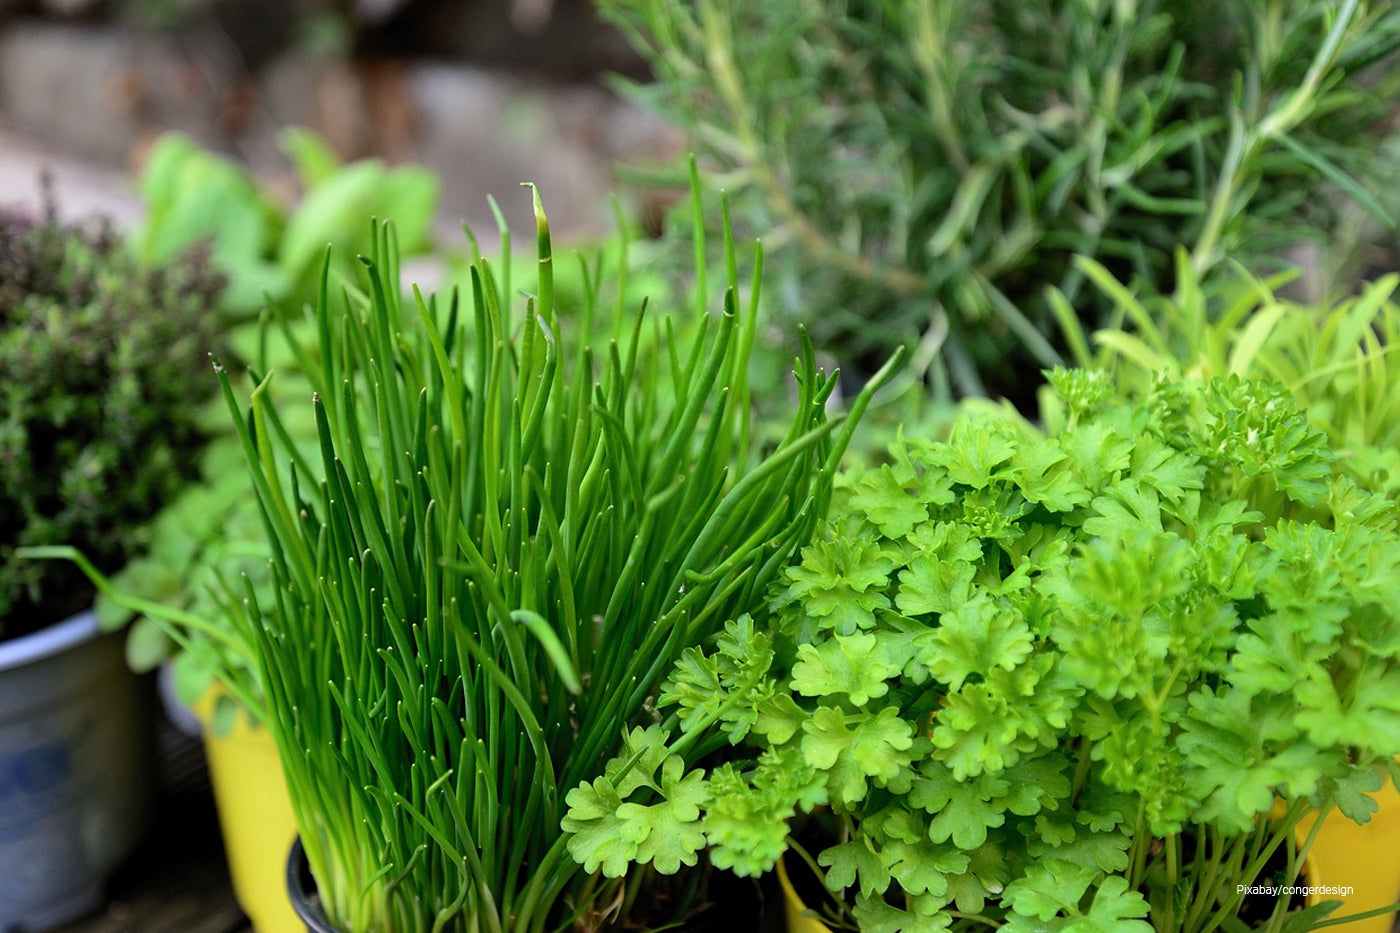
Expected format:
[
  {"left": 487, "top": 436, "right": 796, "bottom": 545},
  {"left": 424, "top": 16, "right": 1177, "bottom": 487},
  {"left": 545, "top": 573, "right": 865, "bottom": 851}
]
[{"left": 6, "top": 2, "right": 1400, "bottom": 929}]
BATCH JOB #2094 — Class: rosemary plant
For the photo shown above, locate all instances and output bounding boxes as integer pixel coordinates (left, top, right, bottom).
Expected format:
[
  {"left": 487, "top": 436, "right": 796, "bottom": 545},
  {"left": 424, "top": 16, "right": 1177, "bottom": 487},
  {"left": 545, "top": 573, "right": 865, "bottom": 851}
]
[
  {"left": 217, "top": 187, "right": 898, "bottom": 932},
  {"left": 605, "top": 0, "right": 1400, "bottom": 403}
]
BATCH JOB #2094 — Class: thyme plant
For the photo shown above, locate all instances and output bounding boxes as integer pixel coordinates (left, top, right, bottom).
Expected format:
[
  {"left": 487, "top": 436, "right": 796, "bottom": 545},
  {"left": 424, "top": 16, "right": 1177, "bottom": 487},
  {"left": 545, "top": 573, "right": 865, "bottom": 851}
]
[
  {"left": 0, "top": 196, "right": 224, "bottom": 640},
  {"left": 606, "top": 0, "right": 1400, "bottom": 402},
  {"left": 218, "top": 189, "right": 898, "bottom": 932}
]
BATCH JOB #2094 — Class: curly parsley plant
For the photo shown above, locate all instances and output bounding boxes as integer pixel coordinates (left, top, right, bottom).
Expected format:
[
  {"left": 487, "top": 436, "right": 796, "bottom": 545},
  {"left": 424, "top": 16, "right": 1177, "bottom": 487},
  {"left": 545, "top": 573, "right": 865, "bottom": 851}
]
[{"left": 565, "top": 369, "right": 1400, "bottom": 933}]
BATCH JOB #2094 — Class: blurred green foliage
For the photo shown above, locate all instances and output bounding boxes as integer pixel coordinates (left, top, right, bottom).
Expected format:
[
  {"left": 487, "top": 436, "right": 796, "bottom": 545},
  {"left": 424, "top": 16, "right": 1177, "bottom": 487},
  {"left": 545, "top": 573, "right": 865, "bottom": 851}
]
[
  {"left": 134, "top": 128, "right": 438, "bottom": 312},
  {"left": 84, "top": 128, "right": 436, "bottom": 696}
]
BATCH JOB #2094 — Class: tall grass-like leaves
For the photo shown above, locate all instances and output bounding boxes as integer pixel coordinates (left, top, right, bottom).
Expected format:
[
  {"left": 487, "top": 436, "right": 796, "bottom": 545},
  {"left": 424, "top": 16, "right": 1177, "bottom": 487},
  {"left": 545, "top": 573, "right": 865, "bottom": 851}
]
[{"left": 215, "top": 189, "right": 898, "bottom": 933}]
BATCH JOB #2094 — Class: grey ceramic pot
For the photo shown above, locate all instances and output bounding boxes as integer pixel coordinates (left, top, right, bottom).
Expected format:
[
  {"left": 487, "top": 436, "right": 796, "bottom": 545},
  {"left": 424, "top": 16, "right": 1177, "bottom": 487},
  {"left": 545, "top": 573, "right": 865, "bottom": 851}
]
[{"left": 0, "top": 610, "right": 153, "bottom": 931}]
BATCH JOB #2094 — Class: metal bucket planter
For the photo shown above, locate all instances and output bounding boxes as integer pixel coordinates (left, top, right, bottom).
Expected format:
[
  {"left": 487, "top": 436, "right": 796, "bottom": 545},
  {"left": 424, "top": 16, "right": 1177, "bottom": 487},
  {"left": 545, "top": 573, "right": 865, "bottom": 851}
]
[{"left": 0, "top": 610, "right": 153, "bottom": 931}]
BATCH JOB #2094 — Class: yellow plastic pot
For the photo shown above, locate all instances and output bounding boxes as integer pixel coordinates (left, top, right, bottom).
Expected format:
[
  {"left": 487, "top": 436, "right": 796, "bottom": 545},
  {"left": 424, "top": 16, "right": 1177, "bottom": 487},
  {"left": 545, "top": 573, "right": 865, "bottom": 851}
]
[
  {"left": 778, "top": 857, "right": 834, "bottom": 933},
  {"left": 1296, "top": 780, "right": 1400, "bottom": 933},
  {"left": 194, "top": 689, "right": 301, "bottom": 933}
]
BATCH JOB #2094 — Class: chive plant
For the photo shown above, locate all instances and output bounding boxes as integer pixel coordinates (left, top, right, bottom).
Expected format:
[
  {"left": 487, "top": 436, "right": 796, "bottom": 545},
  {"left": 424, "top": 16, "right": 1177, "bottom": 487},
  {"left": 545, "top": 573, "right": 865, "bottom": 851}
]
[{"left": 216, "top": 185, "right": 898, "bottom": 933}]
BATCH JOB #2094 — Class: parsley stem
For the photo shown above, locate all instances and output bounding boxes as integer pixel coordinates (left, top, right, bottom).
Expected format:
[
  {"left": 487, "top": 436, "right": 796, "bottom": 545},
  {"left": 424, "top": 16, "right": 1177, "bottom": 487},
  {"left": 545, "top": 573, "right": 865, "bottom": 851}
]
[
  {"left": 1263, "top": 801, "right": 1331, "bottom": 933},
  {"left": 783, "top": 836, "right": 858, "bottom": 928},
  {"left": 1163, "top": 832, "right": 1179, "bottom": 933},
  {"left": 1195, "top": 799, "right": 1309, "bottom": 933},
  {"left": 1069, "top": 735, "right": 1092, "bottom": 801},
  {"left": 1129, "top": 796, "right": 1150, "bottom": 890}
]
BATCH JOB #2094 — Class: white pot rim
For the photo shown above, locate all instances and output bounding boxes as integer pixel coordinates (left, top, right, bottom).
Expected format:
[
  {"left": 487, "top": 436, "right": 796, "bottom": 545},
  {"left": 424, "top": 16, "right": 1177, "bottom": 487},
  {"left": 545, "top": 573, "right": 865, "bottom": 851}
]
[{"left": 0, "top": 609, "right": 99, "bottom": 673}]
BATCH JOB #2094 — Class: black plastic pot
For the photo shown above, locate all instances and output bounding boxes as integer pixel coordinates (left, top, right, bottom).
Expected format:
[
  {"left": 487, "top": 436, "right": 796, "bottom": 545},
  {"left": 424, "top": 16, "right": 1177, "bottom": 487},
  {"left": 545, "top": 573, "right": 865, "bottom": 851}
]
[{"left": 286, "top": 837, "right": 342, "bottom": 933}]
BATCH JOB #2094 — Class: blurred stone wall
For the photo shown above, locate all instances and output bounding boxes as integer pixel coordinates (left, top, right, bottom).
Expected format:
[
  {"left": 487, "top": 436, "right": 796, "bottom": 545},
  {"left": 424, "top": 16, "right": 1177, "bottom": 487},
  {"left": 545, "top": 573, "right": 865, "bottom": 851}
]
[{"left": 0, "top": 0, "right": 681, "bottom": 239}]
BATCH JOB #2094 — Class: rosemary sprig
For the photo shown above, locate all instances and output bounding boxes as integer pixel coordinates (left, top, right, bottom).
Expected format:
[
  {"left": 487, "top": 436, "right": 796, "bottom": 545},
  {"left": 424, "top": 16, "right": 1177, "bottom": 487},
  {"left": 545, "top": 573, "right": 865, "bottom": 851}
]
[{"left": 604, "top": 0, "right": 1400, "bottom": 401}]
